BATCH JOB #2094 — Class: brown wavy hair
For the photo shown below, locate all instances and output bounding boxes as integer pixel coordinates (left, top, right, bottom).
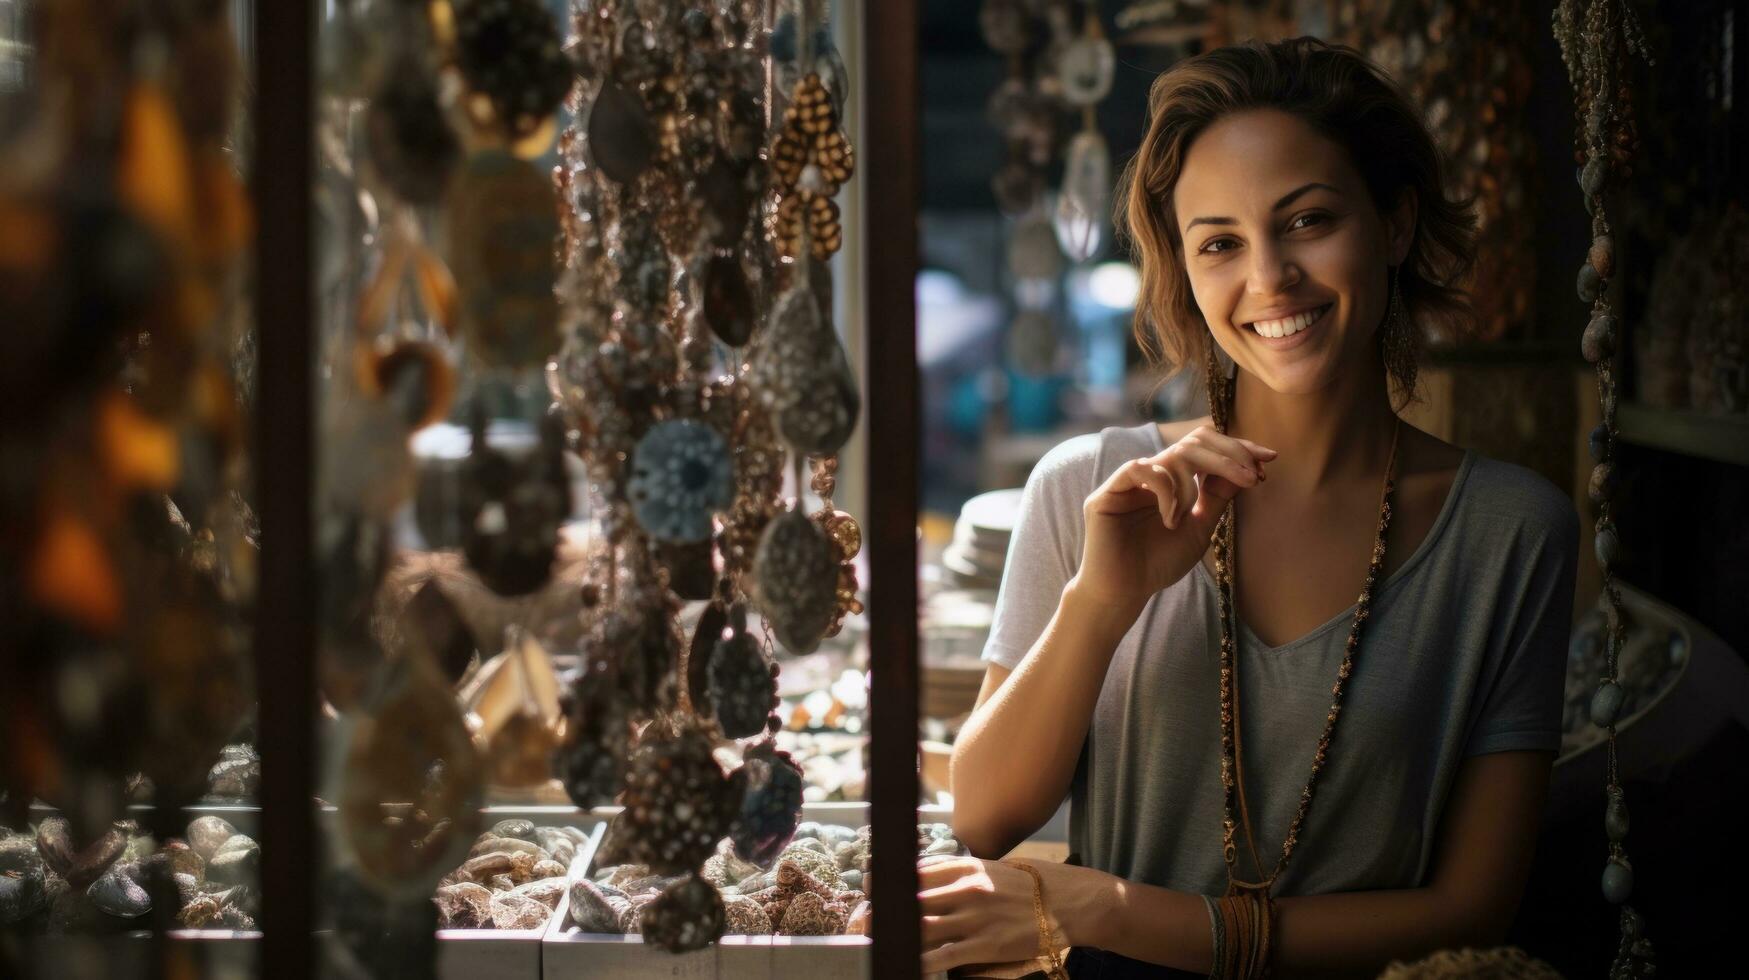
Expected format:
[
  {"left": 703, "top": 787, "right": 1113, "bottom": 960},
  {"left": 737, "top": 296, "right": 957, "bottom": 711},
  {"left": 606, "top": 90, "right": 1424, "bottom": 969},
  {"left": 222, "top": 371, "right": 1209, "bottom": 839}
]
[{"left": 1114, "top": 36, "right": 1478, "bottom": 411}]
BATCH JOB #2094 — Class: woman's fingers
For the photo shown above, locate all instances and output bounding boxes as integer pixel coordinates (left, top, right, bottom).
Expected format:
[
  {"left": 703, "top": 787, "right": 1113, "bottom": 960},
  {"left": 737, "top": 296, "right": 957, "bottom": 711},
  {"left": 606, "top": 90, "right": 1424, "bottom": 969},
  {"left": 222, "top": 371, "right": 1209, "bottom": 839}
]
[
  {"left": 1190, "top": 472, "right": 1245, "bottom": 523},
  {"left": 1182, "top": 427, "right": 1278, "bottom": 486},
  {"left": 1169, "top": 442, "right": 1263, "bottom": 495},
  {"left": 922, "top": 938, "right": 982, "bottom": 974},
  {"left": 1140, "top": 463, "right": 1177, "bottom": 527},
  {"left": 1090, "top": 429, "right": 1278, "bottom": 529},
  {"left": 918, "top": 882, "right": 973, "bottom": 913},
  {"left": 916, "top": 856, "right": 977, "bottom": 886},
  {"left": 1231, "top": 436, "right": 1280, "bottom": 461},
  {"left": 920, "top": 911, "right": 973, "bottom": 948},
  {"left": 1089, "top": 458, "right": 1178, "bottom": 523},
  {"left": 1185, "top": 424, "right": 1278, "bottom": 462}
]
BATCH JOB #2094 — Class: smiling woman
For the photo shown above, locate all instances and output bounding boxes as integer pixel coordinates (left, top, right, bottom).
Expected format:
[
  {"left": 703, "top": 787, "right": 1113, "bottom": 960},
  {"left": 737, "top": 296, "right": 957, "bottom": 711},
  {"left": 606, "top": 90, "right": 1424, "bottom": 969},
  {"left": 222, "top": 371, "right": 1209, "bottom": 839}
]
[{"left": 935, "top": 36, "right": 1580, "bottom": 980}]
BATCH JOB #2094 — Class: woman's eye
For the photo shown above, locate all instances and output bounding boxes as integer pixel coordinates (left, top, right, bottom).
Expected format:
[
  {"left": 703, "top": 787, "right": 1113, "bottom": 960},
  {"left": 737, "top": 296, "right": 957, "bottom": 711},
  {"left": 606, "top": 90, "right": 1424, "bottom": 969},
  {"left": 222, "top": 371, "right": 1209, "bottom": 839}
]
[
  {"left": 1199, "top": 238, "right": 1236, "bottom": 254},
  {"left": 1291, "top": 212, "right": 1329, "bottom": 230}
]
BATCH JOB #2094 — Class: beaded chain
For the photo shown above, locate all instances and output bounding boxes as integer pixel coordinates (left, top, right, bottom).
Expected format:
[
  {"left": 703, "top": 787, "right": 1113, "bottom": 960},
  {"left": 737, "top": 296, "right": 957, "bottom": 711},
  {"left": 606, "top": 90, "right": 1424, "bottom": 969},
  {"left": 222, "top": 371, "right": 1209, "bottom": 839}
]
[
  {"left": 1206, "top": 354, "right": 1402, "bottom": 901},
  {"left": 1552, "top": 3, "right": 1658, "bottom": 977}
]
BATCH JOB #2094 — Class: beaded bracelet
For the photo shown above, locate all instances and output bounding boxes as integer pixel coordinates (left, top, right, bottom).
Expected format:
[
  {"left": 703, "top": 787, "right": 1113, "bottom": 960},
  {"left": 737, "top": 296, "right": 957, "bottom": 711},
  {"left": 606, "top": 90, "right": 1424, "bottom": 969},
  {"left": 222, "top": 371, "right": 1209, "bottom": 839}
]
[
  {"left": 1203, "top": 894, "right": 1226, "bottom": 976},
  {"left": 1212, "top": 888, "right": 1276, "bottom": 979}
]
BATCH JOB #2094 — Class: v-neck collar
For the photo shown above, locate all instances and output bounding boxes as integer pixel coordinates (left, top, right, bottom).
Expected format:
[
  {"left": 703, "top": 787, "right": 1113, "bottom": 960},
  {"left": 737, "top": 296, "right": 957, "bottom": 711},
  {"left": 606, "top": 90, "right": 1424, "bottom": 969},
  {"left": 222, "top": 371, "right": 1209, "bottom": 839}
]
[{"left": 1145, "top": 421, "right": 1477, "bottom": 655}]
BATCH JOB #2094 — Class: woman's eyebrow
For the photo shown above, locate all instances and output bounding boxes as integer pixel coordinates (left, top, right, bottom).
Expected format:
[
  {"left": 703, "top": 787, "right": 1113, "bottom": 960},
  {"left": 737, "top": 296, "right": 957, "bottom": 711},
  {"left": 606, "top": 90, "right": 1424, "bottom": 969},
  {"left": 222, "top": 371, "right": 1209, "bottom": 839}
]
[{"left": 1183, "top": 182, "right": 1342, "bottom": 232}]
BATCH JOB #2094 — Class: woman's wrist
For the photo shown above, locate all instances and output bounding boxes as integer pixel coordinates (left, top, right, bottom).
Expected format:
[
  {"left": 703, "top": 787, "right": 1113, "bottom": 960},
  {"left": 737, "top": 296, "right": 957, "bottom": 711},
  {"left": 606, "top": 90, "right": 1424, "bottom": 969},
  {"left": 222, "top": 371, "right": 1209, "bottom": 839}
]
[
  {"left": 1059, "top": 576, "right": 1145, "bottom": 645},
  {"left": 1054, "top": 872, "right": 1217, "bottom": 973},
  {"left": 1047, "top": 863, "right": 1121, "bottom": 951}
]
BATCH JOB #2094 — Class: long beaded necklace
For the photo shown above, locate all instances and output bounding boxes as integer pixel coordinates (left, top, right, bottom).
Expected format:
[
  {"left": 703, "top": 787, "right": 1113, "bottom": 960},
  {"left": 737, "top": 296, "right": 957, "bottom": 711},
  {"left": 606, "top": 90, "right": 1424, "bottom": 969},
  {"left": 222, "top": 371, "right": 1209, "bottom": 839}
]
[
  {"left": 1207, "top": 356, "right": 1402, "bottom": 907},
  {"left": 1553, "top": 2, "right": 1658, "bottom": 977}
]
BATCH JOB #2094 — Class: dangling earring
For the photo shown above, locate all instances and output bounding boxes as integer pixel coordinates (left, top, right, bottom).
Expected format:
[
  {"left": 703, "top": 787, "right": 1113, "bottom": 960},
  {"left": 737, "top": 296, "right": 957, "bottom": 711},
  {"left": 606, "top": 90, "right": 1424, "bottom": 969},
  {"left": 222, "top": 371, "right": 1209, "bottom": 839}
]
[
  {"left": 1204, "top": 328, "right": 1231, "bottom": 432},
  {"left": 1381, "top": 263, "right": 1417, "bottom": 404}
]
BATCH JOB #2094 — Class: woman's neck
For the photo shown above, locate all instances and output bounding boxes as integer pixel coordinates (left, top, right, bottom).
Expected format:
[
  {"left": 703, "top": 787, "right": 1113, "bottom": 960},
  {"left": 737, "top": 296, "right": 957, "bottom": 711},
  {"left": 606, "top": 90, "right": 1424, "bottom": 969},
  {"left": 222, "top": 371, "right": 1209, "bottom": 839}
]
[{"left": 1227, "top": 359, "right": 1399, "bottom": 495}]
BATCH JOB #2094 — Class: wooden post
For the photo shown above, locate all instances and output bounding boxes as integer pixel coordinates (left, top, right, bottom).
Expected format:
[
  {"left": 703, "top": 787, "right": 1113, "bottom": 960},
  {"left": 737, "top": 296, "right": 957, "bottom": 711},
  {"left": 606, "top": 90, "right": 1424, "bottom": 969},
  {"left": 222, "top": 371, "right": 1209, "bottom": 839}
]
[
  {"left": 252, "top": 0, "right": 315, "bottom": 973},
  {"left": 864, "top": 0, "right": 922, "bottom": 975}
]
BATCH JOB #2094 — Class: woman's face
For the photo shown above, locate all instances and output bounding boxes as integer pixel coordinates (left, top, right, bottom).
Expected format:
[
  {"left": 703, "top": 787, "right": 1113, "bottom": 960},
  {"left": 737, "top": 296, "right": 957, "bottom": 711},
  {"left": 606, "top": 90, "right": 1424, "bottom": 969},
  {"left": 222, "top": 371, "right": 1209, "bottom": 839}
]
[{"left": 1171, "top": 108, "right": 1414, "bottom": 396}]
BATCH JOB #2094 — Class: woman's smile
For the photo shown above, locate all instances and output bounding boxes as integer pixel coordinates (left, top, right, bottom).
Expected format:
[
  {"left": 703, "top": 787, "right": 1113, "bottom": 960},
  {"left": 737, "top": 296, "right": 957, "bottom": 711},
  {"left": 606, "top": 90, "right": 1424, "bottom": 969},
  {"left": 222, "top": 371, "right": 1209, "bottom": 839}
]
[{"left": 1242, "top": 302, "right": 1332, "bottom": 348}]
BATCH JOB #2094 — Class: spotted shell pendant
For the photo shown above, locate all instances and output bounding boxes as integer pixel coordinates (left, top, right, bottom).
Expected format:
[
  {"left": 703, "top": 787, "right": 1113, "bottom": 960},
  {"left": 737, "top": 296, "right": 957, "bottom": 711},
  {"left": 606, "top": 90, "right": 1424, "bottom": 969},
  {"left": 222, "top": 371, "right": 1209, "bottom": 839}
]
[
  {"left": 706, "top": 601, "right": 778, "bottom": 739},
  {"left": 752, "top": 508, "right": 839, "bottom": 656},
  {"left": 728, "top": 740, "right": 804, "bottom": 867},
  {"left": 618, "top": 726, "right": 740, "bottom": 876},
  {"left": 642, "top": 872, "right": 726, "bottom": 953},
  {"left": 628, "top": 419, "right": 733, "bottom": 543},
  {"left": 752, "top": 283, "right": 860, "bottom": 457}
]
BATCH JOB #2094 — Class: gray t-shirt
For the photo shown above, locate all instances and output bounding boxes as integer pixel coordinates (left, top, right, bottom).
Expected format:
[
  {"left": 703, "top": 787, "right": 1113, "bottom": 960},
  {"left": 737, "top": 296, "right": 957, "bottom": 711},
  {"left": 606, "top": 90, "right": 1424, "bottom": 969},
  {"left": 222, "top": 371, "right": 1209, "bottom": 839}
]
[{"left": 980, "top": 422, "right": 1579, "bottom": 896}]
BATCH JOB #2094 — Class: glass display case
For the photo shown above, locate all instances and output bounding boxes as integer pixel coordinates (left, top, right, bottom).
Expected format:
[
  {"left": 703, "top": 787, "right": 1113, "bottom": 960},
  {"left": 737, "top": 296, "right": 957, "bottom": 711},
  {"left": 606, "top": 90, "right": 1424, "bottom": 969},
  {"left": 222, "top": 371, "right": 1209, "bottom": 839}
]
[{"left": 2, "top": 0, "right": 923, "bottom": 977}]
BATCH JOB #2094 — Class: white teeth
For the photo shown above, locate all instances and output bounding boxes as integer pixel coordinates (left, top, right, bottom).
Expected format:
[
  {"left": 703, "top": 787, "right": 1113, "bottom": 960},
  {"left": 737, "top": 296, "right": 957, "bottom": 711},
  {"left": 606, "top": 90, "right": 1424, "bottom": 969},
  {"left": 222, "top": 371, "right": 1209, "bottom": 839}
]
[{"left": 1251, "top": 305, "right": 1326, "bottom": 338}]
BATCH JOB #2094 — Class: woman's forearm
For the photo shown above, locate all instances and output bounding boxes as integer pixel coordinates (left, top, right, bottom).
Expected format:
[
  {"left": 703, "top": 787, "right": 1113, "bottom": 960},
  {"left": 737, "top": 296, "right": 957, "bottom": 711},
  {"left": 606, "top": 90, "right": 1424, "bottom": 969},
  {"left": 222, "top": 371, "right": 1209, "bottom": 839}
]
[
  {"left": 950, "top": 579, "right": 1140, "bottom": 857},
  {"left": 1082, "top": 875, "right": 1498, "bottom": 979}
]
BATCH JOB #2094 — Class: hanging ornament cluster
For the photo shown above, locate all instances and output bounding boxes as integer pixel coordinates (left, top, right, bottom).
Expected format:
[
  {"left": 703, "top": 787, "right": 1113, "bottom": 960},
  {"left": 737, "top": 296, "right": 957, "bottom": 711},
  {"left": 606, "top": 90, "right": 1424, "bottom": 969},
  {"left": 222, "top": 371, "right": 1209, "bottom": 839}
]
[
  {"left": 0, "top": 0, "right": 255, "bottom": 831},
  {"left": 433, "top": 0, "right": 572, "bottom": 369},
  {"left": 983, "top": 1, "right": 1111, "bottom": 377},
  {"left": 770, "top": 71, "right": 855, "bottom": 260},
  {"left": 549, "top": 0, "right": 857, "bottom": 953},
  {"left": 983, "top": 0, "right": 1076, "bottom": 217},
  {"left": 1552, "top": 2, "right": 1658, "bottom": 978},
  {"left": 312, "top": 0, "right": 585, "bottom": 913},
  {"left": 1333, "top": 1, "right": 1539, "bottom": 343},
  {"left": 1052, "top": 5, "right": 1115, "bottom": 263}
]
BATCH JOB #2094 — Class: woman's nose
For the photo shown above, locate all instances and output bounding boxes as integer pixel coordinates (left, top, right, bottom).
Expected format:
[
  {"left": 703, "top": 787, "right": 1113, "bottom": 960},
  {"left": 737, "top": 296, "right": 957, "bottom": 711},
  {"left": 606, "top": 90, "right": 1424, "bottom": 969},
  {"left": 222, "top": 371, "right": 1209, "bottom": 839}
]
[{"left": 1246, "top": 241, "right": 1301, "bottom": 296}]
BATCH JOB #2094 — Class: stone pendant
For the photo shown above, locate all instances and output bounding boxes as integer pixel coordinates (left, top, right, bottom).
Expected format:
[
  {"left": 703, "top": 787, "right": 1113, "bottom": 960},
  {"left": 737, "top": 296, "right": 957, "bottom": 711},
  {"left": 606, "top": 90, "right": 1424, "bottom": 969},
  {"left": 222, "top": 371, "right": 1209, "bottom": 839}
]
[
  {"left": 686, "top": 601, "right": 730, "bottom": 716},
  {"left": 727, "top": 740, "right": 804, "bottom": 867},
  {"left": 364, "top": 52, "right": 460, "bottom": 206},
  {"left": 588, "top": 81, "right": 656, "bottom": 186},
  {"left": 557, "top": 669, "right": 629, "bottom": 809},
  {"left": 399, "top": 580, "right": 478, "bottom": 684},
  {"left": 642, "top": 872, "right": 726, "bottom": 953},
  {"left": 752, "top": 508, "right": 839, "bottom": 656},
  {"left": 751, "top": 283, "right": 860, "bottom": 457},
  {"left": 706, "top": 601, "right": 778, "bottom": 740},
  {"left": 702, "top": 253, "right": 755, "bottom": 346}
]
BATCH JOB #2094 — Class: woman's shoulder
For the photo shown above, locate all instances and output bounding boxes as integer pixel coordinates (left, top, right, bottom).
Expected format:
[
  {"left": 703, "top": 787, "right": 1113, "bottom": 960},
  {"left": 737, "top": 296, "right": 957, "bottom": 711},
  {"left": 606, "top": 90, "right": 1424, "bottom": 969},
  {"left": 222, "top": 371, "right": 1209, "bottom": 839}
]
[
  {"left": 1456, "top": 451, "right": 1581, "bottom": 551},
  {"left": 1029, "top": 421, "right": 1170, "bottom": 494}
]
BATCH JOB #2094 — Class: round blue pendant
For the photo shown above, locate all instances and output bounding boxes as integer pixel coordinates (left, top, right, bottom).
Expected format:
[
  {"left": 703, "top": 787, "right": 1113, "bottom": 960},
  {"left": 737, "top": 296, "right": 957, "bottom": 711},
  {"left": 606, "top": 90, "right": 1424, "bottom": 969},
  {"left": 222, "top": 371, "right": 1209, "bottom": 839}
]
[{"left": 628, "top": 420, "right": 733, "bottom": 543}]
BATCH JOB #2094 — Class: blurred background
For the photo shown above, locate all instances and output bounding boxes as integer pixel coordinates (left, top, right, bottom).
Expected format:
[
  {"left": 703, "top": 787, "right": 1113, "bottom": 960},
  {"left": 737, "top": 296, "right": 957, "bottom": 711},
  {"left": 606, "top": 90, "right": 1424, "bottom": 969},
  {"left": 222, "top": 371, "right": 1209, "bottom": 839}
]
[{"left": 1, "top": 1, "right": 1745, "bottom": 977}]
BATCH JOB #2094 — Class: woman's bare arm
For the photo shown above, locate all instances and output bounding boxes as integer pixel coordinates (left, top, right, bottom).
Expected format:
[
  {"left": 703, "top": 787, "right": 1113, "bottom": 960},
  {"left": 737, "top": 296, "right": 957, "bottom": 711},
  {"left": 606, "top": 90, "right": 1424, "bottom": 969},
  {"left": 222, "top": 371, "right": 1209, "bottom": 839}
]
[
  {"left": 1071, "top": 750, "right": 1554, "bottom": 977},
  {"left": 949, "top": 580, "right": 1142, "bottom": 858}
]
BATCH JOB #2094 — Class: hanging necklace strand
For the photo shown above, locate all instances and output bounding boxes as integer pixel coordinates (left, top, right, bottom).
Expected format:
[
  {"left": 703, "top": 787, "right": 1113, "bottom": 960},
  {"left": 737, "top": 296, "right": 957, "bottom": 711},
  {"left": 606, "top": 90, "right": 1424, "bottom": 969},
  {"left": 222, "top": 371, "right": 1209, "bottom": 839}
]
[{"left": 1212, "top": 373, "right": 1402, "bottom": 895}]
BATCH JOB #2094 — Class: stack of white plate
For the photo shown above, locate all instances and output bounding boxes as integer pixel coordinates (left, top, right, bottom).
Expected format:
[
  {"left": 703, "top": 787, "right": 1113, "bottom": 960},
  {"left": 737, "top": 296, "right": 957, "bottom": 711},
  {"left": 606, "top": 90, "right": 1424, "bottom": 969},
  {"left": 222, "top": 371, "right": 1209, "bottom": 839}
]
[{"left": 940, "top": 488, "right": 1023, "bottom": 591}]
